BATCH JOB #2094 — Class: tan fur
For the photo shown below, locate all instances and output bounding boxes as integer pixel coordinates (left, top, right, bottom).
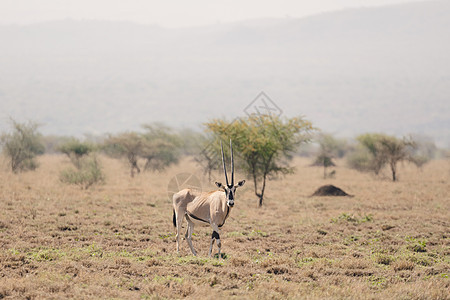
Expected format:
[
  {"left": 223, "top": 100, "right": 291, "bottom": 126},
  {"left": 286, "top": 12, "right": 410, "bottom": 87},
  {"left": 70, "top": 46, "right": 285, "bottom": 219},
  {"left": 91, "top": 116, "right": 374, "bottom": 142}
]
[
  {"left": 173, "top": 140, "right": 244, "bottom": 257},
  {"left": 173, "top": 189, "right": 231, "bottom": 256}
]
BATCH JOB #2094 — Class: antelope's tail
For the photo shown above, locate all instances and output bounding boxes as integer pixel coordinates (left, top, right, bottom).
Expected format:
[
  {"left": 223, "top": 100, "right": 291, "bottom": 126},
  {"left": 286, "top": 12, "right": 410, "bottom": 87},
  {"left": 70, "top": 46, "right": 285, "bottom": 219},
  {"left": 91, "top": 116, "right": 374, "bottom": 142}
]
[{"left": 172, "top": 209, "right": 176, "bottom": 227}]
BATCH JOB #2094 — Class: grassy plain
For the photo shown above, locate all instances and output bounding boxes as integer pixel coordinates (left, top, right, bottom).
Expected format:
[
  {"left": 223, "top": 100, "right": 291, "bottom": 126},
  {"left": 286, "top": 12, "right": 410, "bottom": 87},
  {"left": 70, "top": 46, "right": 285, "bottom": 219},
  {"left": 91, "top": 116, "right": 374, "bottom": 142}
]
[{"left": 0, "top": 155, "right": 449, "bottom": 299}]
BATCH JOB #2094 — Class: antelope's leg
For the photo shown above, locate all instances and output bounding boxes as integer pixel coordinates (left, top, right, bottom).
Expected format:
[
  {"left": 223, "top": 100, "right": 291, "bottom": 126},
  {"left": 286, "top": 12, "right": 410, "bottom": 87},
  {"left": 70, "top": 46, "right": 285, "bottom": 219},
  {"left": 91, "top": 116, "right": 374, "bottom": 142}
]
[
  {"left": 185, "top": 217, "right": 197, "bottom": 256},
  {"left": 209, "top": 224, "right": 221, "bottom": 258},
  {"left": 209, "top": 232, "right": 215, "bottom": 257},
  {"left": 175, "top": 211, "right": 184, "bottom": 253}
]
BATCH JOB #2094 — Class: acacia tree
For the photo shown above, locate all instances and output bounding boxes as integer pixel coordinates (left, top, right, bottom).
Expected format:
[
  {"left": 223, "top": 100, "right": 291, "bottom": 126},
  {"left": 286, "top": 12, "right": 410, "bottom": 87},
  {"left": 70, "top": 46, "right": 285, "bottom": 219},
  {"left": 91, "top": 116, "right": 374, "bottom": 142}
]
[
  {"left": 206, "top": 115, "right": 313, "bottom": 207},
  {"left": 406, "top": 134, "right": 437, "bottom": 168},
  {"left": 57, "top": 138, "right": 94, "bottom": 169},
  {"left": 104, "top": 132, "right": 142, "bottom": 177},
  {"left": 0, "top": 119, "right": 45, "bottom": 173},
  {"left": 312, "top": 133, "right": 346, "bottom": 178},
  {"left": 103, "top": 125, "right": 181, "bottom": 177},
  {"left": 348, "top": 133, "right": 419, "bottom": 181},
  {"left": 379, "top": 136, "right": 418, "bottom": 182},
  {"left": 141, "top": 124, "right": 181, "bottom": 171},
  {"left": 313, "top": 154, "right": 336, "bottom": 179}
]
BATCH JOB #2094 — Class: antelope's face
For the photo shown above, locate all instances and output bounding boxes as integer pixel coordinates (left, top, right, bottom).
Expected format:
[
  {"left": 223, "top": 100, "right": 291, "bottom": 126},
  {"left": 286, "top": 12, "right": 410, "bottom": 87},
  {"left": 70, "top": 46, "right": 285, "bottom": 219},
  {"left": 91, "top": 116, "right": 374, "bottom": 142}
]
[
  {"left": 215, "top": 180, "right": 245, "bottom": 207},
  {"left": 217, "top": 139, "right": 245, "bottom": 207}
]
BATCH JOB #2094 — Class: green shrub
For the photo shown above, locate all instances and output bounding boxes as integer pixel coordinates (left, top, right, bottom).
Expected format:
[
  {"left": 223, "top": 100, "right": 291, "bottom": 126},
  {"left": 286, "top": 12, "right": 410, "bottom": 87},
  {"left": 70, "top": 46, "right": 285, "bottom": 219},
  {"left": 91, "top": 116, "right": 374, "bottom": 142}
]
[
  {"left": 0, "top": 119, "right": 44, "bottom": 172},
  {"left": 60, "top": 155, "right": 104, "bottom": 189},
  {"left": 57, "top": 138, "right": 94, "bottom": 169}
]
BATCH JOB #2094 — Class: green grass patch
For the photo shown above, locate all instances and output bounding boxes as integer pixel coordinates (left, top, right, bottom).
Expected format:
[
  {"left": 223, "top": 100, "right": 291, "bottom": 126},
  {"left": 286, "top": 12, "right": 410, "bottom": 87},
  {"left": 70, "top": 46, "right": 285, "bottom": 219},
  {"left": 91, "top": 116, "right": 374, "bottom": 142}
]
[
  {"left": 212, "top": 260, "right": 224, "bottom": 266},
  {"left": 297, "top": 257, "right": 316, "bottom": 267},
  {"left": 368, "top": 275, "right": 387, "bottom": 289},
  {"left": 27, "top": 248, "right": 66, "bottom": 262},
  {"left": 372, "top": 253, "right": 395, "bottom": 266},
  {"left": 405, "top": 236, "right": 427, "bottom": 253},
  {"left": 344, "top": 235, "right": 360, "bottom": 245},
  {"left": 405, "top": 253, "right": 436, "bottom": 267},
  {"left": 227, "top": 231, "right": 245, "bottom": 237},
  {"left": 331, "top": 213, "right": 373, "bottom": 224},
  {"left": 249, "top": 229, "right": 269, "bottom": 237},
  {"left": 153, "top": 275, "right": 184, "bottom": 284},
  {"left": 158, "top": 233, "right": 175, "bottom": 239}
]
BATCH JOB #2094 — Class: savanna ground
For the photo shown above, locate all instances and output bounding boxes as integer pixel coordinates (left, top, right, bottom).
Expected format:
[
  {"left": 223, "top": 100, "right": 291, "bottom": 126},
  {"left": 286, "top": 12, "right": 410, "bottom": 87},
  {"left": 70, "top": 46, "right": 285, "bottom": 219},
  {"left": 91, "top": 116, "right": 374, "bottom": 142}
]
[{"left": 0, "top": 155, "right": 449, "bottom": 299}]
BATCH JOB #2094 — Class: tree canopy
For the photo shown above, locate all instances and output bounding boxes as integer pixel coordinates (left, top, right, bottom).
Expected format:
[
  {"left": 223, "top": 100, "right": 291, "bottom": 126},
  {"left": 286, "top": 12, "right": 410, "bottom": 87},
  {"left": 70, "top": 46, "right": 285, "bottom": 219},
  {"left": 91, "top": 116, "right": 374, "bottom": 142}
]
[
  {"left": 103, "top": 124, "right": 181, "bottom": 177},
  {"left": 57, "top": 138, "right": 95, "bottom": 169},
  {"left": 205, "top": 115, "right": 314, "bottom": 206},
  {"left": 312, "top": 133, "right": 347, "bottom": 178},
  {"left": 347, "top": 133, "right": 421, "bottom": 181}
]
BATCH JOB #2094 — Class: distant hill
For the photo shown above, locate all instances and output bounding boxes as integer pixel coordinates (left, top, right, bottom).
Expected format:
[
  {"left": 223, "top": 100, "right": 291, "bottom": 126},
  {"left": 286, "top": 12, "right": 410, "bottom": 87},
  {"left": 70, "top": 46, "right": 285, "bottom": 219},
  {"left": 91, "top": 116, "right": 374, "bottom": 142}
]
[{"left": 1, "top": 0, "right": 449, "bottom": 147}]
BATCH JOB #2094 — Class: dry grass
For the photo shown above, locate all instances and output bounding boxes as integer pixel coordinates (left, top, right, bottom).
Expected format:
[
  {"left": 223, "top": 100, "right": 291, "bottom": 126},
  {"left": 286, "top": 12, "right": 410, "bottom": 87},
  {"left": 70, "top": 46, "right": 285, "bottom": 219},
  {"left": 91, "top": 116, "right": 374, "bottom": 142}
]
[{"left": 0, "top": 155, "right": 449, "bottom": 299}]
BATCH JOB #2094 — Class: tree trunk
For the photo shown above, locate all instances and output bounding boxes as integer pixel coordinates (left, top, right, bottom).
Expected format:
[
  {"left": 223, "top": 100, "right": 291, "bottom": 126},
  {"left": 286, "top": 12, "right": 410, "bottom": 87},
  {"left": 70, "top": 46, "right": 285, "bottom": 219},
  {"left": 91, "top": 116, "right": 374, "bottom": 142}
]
[
  {"left": 134, "top": 163, "right": 141, "bottom": 175},
  {"left": 129, "top": 157, "right": 140, "bottom": 178},
  {"left": 252, "top": 169, "right": 265, "bottom": 207},
  {"left": 258, "top": 173, "right": 268, "bottom": 207},
  {"left": 11, "top": 148, "right": 21, "bottom": 172},
  {"left": 253, "top": 170, "right": 260, "bottom": 205},
  {"left": 391, "top": 162, "right": 397, "bottom": 182}
]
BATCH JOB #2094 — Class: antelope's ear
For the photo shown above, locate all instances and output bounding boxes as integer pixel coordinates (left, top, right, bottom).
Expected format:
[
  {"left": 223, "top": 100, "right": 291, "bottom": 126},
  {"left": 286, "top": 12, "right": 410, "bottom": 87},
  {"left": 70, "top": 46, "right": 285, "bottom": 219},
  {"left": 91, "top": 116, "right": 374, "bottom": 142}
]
[
  {"left": 237, "top": 180, "right": 246, "bottom": 187},
  {"left": 215, "top": 182, "right": 223, "bottom": 188}
]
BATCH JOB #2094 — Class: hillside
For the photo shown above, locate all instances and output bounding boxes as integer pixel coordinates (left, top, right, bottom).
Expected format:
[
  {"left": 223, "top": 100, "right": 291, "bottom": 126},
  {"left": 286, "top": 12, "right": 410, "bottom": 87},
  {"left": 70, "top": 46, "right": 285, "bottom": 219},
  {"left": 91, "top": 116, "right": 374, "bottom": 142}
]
[{"left": 0, "top": 1, "right": 449, "bottom": 146}]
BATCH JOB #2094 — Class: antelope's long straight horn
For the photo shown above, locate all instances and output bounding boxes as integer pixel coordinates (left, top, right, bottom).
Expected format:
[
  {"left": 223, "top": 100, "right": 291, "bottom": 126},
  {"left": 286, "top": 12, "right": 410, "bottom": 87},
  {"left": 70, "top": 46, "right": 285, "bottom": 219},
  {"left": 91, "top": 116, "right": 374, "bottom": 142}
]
[
  {"left": 230, "top": 139, "right": 234, "bottom": 186},
  {"left": 221, "top": 141, "right": 229, "bottom": 186}
]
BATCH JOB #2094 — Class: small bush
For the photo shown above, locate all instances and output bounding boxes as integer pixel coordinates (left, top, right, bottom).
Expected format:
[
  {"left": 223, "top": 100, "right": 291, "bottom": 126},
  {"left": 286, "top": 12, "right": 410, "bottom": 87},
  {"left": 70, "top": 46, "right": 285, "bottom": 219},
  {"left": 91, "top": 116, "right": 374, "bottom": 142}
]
[
  {"left": 347, "top": 147, "right": 373, "bottom": 172},
  {"left": 60, "top": 155, "right": 104, "bottom": 189},
  {"left": 57, "top": 138, "right": 94, "bottom": 169},
  {"left": 1, "top": 119, "right": 45, "bottom": 172}
]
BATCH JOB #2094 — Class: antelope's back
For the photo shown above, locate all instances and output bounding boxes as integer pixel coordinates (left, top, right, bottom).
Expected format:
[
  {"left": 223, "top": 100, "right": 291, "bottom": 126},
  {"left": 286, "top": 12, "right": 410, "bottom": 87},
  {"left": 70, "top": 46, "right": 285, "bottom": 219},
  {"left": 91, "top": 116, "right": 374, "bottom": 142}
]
[
  {"left": 187, "top": 190, "right": 224, "bottom": 213},
  {"left": 172, "top": 189, "right": 199, "bottom": 209}
]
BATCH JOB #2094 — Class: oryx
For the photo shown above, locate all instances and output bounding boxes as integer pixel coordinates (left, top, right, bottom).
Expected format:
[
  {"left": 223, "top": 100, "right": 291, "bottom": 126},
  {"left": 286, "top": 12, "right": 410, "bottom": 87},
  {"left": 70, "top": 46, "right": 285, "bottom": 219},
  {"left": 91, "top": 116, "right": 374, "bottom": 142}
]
[{"left": 172, "top": 140, "right": 245, "bottom": 257}]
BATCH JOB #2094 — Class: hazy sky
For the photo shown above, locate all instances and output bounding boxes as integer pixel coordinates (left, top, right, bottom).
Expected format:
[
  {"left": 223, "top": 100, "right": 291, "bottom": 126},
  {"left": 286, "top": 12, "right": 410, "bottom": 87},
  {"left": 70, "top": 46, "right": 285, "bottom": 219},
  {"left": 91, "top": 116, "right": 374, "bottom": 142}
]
[{"left": 0, "top": 0, "right": 433, "bottom": 27}]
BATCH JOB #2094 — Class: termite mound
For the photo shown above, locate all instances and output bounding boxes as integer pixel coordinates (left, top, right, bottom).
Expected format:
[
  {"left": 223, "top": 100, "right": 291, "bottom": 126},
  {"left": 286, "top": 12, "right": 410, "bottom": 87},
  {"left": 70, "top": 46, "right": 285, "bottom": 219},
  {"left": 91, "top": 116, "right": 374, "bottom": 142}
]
[{"left": 311, "top": 185, "right": 353, "bottom": 197}]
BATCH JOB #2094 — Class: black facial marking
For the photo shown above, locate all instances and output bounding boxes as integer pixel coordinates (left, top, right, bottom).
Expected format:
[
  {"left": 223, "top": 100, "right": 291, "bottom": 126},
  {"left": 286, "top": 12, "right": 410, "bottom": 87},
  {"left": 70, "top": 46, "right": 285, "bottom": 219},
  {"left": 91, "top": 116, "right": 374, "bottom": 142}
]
[
  {"left": 212, "top": 231, "right": 220, "bottom": 240},
  {"left": 225, "top": 186, "right": 236, "bottom": 201}
]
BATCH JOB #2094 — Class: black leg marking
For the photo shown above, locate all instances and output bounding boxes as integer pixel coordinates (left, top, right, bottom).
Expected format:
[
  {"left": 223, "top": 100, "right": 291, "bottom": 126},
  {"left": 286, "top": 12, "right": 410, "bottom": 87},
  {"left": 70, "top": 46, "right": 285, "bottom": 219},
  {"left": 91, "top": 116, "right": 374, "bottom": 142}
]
[{"left": 212, "top": 231, "right": 220, "bottom": 240}]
